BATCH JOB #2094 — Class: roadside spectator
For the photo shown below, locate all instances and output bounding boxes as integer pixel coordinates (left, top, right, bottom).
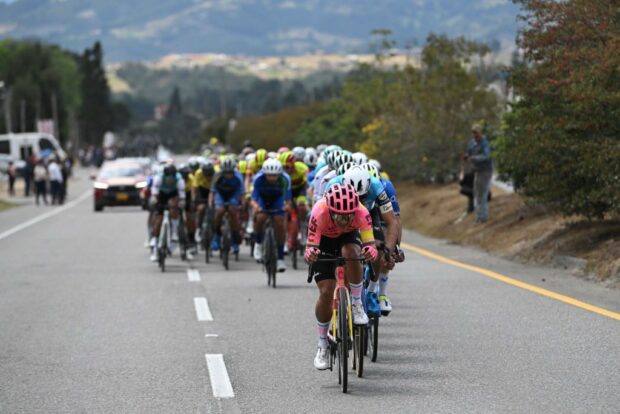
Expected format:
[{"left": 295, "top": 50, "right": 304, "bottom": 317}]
[
  {"left": 7, "top": 161, "right": 17, "bottom": 196},
  {"left": 22, "top": 156, "right": 34, "bottom": 197},
  {"left": 34, "top": 160, "right": 48, "bottom": 206},
  {"left": 464, "top": 124, "right": 493, "bottom": 224},
  {"left": 458, "top": 162, "right": 475, "bottom": 214},
  {"left": 458, "top": 159, "right": 492, "bottom": 219},
  {"left": 61, "top": 158, "right": 69, "bottom": 203},
  {"left": 48, "top": 158, "right": 64, "bottom": 205}
]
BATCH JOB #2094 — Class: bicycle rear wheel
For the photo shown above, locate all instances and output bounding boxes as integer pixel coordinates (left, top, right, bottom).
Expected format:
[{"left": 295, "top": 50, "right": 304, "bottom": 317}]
[
  {"left": 369, "top": 315, "right": 379, "bottom": 362},
  {"left": 265, "top": 227, "right": 277, "bottom": 288},
  {"left": 338, "top": 288, "right": 349, "bottom": 393},
  {"left": 159, "top": 223, "right": 168, "bottom": 272},
  {"left": 353, "top": 325, "right": 365, "bottom": 377}
]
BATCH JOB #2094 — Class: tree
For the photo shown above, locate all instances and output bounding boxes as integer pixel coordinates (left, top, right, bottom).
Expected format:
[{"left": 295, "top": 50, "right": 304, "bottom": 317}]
[
  {"left": 496, "top": 0, "right": 620, "bottom": 218},
  {"left": 0, "top": 40, "right": 81, "bottom": 142},
  {"left": 79, "top": 41, "right": 113, "bottom": 145},
  {"left": 294, "top": 34, "right": 500, "bottom": 181}
]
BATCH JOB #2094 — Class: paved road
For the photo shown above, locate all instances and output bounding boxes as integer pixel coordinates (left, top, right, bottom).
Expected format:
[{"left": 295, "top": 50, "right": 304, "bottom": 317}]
[{"left": 0, "top": 169, "right": 618, "bottom": 413}]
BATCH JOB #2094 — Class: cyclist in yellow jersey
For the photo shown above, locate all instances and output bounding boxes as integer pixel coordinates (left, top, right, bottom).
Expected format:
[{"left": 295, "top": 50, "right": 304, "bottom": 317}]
[
  {"left": 190, "top": 162, "right": 216, "bottom": 242},
  {"left": 279, "top": 151, "right": 310, "bottom": 251}
]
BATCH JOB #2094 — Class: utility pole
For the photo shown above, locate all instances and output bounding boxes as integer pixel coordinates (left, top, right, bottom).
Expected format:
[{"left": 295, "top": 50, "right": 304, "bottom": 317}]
[
  {"left": 51, "top": 91, "right": 59, "bottom": 138},
  {"left": 20, "top": 99, "right": 26, "bottom": 132},
  {"left": 2, "top": 83, "right": 12, "bottom": 133}
]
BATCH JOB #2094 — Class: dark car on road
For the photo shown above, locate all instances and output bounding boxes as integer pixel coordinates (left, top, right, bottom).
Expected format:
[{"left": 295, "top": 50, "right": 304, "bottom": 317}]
[{"left": 93, "top": 160, "right": 148, "bottom": 211}]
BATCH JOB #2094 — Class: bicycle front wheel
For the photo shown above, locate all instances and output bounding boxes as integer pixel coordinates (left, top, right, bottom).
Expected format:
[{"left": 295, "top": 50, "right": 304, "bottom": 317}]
[{"left": 338, "top": 288, "right": 349, "bottom": 393}]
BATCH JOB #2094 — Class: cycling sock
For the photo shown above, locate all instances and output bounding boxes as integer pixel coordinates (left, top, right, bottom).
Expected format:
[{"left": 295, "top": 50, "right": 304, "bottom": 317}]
[
  {"left": 317, "top": 321, "right": 330, "bottom": 349},
  {"left": 368, "top": 280, "right": 379, "bottom": 294},
  {"left": 171, "top": 219, "right": 179, "bottom": 236},
  {"left": 350, "top": 282, "right": 363, "bottom": 305},
  {"left": 277, "top": 244, "right": 284, "bottom": 260},
  {"left": 379, "top": 273, "right": 389, "bottom": 296}
]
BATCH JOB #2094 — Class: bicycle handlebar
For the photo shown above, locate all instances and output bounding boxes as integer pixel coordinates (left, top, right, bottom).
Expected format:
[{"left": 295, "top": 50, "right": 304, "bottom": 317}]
[{"left": 306, "top": 253, "right": 367, "bottom": 283}]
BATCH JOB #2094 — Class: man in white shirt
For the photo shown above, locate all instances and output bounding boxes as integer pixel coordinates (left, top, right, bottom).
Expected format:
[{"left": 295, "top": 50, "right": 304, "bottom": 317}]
[{"left": 48, "top": 158, "right": 64, "bottom": 205}]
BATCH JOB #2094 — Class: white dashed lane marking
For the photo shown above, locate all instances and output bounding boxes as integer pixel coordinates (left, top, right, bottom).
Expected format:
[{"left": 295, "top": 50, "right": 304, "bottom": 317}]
[
  {"left": 194, "top": 297, "right": 213, "bottom": 321},
  {"left": 187, "top": 268, "right": 201, "bottom": 282},
  {"left": 205, "top": 354, "right": 235, "bottom": 398}
]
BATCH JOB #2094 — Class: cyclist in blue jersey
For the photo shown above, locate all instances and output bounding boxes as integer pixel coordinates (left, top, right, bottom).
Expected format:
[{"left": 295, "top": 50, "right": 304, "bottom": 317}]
[
  {"left": 360, "top": 162, "right": 405, "bottom": 313},
  {"left": 210, "top": 157, "right": 245, "bottom": 254},
  {"left": 325, "top": 165, "right": 399, "bottom": 314},
  {"left": 251, "top": 158, "right": 292, "bottom": 272}
]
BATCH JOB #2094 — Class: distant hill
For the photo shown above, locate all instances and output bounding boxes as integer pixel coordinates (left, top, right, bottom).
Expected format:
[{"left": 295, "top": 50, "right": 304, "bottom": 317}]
[{"left": 0, "top": 0, "right": 520, "bottom": 61}]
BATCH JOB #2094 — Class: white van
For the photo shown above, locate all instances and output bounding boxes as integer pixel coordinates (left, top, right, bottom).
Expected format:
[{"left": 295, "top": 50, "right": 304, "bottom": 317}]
[{"left": 0, "top": 133, "right": 67, "bottom": 164}]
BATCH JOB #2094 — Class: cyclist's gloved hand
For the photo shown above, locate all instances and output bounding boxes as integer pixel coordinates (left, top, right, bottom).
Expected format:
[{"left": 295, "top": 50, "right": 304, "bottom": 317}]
[
  {"left": 394, "top": 246, "right": 405, "bottom": 263},
  {"left": 304, "top": 247, "right": 320, "bottom": 263},
  {"left": 362, "top": 245, "right": 378, "bottom": 262}
]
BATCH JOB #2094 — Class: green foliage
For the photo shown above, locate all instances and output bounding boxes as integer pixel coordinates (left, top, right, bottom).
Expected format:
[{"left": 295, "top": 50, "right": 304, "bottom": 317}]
[
  {"left": 0, "top": 39, "right": 81, "bottom": 142},
  {"left": 79, "top": 41, "right": 115, "bottom": 145},
  {"left": 496, "top": 0, "right": 620, "bottom": 218},
  {"left": 294, "top": 34, "right": 501, "bottom": 182},
  {"left": 227, "top": 103, "right": 323, "bottom": 151}
]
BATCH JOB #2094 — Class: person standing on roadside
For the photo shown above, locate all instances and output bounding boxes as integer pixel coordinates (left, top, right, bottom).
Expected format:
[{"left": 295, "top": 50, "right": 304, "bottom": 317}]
[
  {"left": 22, "top": 156, "right": 34, "bottom": 197},
  {"left": 60, "top": 158, "right": 69, "bottom": 204},
  {"left": 48, "top": 158, "right": 64, "bottom": 205},
  {"left": 7, "top": 161, "right": 16, "bottom": 196},
  {"left": 464, "top": 124, "right": 492, "bottom": 224},
  {"left": 34, "top": 159, "right": 49, "bottom": 206}
]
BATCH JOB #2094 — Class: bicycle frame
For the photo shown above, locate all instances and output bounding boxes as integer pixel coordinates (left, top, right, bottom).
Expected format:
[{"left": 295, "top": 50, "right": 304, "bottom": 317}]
[{"left": 331, "top": 264, "right": 354, "bottom": 347}]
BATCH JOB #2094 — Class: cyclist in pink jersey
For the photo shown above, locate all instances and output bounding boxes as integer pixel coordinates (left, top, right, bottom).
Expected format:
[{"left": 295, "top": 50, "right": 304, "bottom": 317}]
[{"left": 304, "top": 183, "right": 378, "bottom": 370}]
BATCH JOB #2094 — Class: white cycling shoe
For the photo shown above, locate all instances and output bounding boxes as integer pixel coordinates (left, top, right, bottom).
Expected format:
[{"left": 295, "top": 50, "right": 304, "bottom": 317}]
[
  {"left": 379, "top": 295, "right": 393, "bottom": 315},
  {"left": 352, "top": 303, "right": 369, "bottom": 325},
  {"left": 253, "top": 243, "right": 263, "bottom": 262},
  {"left": 149, "top": 249, "right": 157, "bottom": 262},
  {"left": 277, "top": 259, "right": 286, "bottom": 272},
  {"left": 314, "top": 347, "right": 330, "bottom": 371}
]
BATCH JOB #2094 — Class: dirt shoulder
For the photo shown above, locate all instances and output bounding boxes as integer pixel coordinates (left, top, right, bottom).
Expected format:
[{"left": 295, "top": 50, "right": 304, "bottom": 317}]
[{"left": 398, "top": 182, "right": 620, "bottom": 289}]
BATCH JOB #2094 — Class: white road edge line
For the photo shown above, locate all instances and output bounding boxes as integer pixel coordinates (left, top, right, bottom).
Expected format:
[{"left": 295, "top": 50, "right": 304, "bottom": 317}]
[
  {"left": 0, "top": 190, "right": 91, "bottom": 242},
  {"left": 194, "top": 297, "right": 213, "bottom": 321},
  {"left": 205, "top": 354, "right": 234, "bottom": 399},
  {"left": 187, "top": 269, "right": 201, "bottom": 282}
]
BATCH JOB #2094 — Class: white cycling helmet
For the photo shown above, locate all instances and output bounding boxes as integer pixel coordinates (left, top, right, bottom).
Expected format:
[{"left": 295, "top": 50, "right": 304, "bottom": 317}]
[
  {"left": 369, "top": 159, "right": 382, "bottom": 171},
  {"left": 220, "top": 157, "right": 236, "bottom": 172},
  {"left": 334, "top": 152, "right": 354, "bottom": 170},
  {"left": 245, "top": 153, "right": 256, "bottom": 162},
  {"left": 352, "top": 152, "right": 368, "bottom": 165},
  {"left": 343, "top": 166, "right": 371, "bottom": 196},
  {"left": 326, "top": 150, "right": 343, "bottom": 170},
  {"left": 304, "top": 149, "right": 318, "bottom": 167},
  {"left": 267, "top": 151, "right": 278, "bottom": 159},
  {"left": 337, "top": 161, "right": 357, "bottom": 176},
  {"left": 316, "top": 144, "right": 328, "bottom": 154},
  {"left": 360, "top": 162, "right": 380, "bottom": 179},
  {"left": 292, "top": 146, "right": 306, "bottom": 161},
  {"left": 262, "top": 158, "right": 283, "bottom": 174}
]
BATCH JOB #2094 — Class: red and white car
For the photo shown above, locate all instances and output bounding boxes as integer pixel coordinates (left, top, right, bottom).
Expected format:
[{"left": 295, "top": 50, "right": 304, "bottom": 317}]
[{"left": 92, "top": 160, "right": 148, "bottom": 212}]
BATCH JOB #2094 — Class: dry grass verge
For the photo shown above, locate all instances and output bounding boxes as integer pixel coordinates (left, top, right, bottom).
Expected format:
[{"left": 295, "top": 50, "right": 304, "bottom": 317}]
[{"left": 398, "top": 182, "right": 620, "bottom": 288}]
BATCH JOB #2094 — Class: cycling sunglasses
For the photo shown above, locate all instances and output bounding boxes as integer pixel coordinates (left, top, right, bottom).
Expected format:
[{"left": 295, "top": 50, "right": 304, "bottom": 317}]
[{"left": 330, "top": 211, "right": 355, "bottom": 226}]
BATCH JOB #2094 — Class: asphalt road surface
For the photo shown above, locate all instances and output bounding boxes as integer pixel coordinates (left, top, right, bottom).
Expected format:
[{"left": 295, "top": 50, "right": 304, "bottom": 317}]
[{"left": 1, "top": 169, "right": 619, "bottom": 413}]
